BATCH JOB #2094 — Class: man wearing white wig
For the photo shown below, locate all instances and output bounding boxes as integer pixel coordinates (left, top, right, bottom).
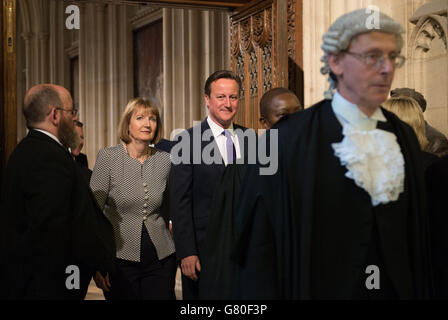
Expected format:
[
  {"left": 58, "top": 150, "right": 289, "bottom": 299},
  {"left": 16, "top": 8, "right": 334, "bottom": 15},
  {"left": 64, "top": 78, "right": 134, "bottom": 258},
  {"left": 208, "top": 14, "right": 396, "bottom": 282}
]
[{"left": 232, "top": 8, "right": 433, "bottom": 299}]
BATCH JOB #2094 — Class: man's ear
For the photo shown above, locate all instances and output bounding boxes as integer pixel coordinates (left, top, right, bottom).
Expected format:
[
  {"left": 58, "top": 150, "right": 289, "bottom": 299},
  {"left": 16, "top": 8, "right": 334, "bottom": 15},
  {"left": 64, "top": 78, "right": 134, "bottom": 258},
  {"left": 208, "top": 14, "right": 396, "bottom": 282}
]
[
  {"left": 259, "top": 117, "right": 269, "bottom": 130},
  {"left": 204, "top": 94, "right": 210, "bottom": 107},
  {"left": 48, "top": 107, "right": 59, "bottom": 126},
  {"left": 328, "top": 53, "right": 344, "bottom": 78}
]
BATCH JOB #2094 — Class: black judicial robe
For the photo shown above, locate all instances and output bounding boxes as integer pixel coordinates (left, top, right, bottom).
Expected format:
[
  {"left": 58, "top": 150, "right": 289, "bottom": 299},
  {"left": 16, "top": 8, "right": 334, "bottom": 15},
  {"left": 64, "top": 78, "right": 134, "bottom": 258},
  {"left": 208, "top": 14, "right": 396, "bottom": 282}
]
[
  {"left": 199, "top": 163, "right": 247, "bottom": 299},
  {"left": 426, "top": 155, "right": 448, "bottom": 298},
  {"left": 231, "top": 99, "right": 433, "bottom": 299}
]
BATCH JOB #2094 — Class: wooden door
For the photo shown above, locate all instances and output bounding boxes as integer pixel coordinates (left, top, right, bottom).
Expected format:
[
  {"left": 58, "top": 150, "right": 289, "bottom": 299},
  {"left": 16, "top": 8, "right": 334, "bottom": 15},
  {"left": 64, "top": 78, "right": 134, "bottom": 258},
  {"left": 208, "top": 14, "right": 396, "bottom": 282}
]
[{"left": 230, "top": 0, "right": 303, "bottom": 130}]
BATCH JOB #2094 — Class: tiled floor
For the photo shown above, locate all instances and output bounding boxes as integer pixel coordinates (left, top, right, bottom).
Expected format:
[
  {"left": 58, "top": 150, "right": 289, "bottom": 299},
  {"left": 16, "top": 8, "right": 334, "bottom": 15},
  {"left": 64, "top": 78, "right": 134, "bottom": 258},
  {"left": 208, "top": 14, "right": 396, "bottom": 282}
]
[{"left": 84, "top": 267, "right": 183, "bottom": 300}]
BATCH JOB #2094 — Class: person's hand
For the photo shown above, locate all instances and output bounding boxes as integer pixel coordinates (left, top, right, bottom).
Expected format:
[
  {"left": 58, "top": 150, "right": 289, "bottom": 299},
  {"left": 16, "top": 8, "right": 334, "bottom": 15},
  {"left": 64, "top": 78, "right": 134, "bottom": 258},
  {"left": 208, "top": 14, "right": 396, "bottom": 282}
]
[
  {"left": 169, "top": 221, "right": 174, "bottom": 239},
  {"left": 181, "top": 255, "right": 201, "bottom": 281},
  {"left": 94, "top": 271, "right": 111, "bottom": 292}
]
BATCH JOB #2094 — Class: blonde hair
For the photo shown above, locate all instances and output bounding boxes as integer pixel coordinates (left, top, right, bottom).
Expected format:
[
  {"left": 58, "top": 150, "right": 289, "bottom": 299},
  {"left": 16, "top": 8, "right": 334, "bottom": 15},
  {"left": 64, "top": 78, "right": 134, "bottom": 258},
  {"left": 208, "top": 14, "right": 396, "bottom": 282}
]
[
  {"left": 383, "top": 96, "right": 428, "bottom": 150},
  {"left": 118, "top": 97, "right": 163, "bottom": 144}
]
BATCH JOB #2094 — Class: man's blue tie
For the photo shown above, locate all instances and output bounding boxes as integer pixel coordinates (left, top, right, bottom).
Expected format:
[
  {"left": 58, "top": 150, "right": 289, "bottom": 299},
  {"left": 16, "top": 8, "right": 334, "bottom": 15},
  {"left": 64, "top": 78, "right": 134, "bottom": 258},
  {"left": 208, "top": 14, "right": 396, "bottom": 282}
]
[{"left": 223, "top": 130, "right": 236, "bottom": 164}]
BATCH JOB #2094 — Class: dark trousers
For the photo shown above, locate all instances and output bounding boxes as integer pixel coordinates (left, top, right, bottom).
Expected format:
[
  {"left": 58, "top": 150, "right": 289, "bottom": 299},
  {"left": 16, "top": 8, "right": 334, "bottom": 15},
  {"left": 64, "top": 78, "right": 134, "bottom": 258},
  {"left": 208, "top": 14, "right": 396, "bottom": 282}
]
[
  {"left": 181, "top": 273, "right": 200, "bottom": 300},
  {"left": 104, "top": 225, "right": 176, "bottom": 300}
]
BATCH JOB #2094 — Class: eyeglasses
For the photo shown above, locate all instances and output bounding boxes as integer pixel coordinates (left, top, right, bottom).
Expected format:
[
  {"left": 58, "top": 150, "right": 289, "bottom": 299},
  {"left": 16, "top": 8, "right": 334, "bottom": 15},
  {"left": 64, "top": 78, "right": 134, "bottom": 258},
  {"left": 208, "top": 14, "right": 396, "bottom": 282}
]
[
  {"left": 344, "top": 50, "right": 406, "bottom": 70},
  {"left": 56, "top": 107, "right": 78, "bottom": 116}
]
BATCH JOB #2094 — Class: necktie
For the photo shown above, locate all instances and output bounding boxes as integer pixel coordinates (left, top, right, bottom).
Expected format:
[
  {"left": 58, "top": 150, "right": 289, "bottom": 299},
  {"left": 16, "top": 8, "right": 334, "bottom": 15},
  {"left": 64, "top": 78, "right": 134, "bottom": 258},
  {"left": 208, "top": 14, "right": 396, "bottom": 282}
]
[{"left": 223, "top": 130, "right": 236, "bottom": 164}]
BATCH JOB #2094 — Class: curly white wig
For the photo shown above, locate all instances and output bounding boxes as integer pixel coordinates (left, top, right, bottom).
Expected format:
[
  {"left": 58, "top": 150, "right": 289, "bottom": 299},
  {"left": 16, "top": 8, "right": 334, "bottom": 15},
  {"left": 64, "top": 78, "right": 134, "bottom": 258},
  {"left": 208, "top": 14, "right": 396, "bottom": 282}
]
[{"left": 321, "top": 8, "right": 404, "bottom": 99}]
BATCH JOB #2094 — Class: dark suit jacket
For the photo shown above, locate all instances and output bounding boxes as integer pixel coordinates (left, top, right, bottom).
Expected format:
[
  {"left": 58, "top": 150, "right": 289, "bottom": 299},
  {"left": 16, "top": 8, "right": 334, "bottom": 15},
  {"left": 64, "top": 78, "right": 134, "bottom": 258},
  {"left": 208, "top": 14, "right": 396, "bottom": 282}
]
[
  {"left": 169, "top": 119, "right": 248, "bottom": 261},
  {"left": 155, "top": 138, "right": 176, "bottom": 153},
  {"left": 75, "top": 153, "right": 92, "bottom": 183},
  {"left": 75, "top": 152, "right": 88, "bottom": 168},
  {"left": 426, "top": 122, "right": 448, "bottom": 157},
  {"left": 0, "top": 129, "right": 115, "bottom": 300},
  {"left": 426, "top": 156, "right": 448, "bottom": 298}
]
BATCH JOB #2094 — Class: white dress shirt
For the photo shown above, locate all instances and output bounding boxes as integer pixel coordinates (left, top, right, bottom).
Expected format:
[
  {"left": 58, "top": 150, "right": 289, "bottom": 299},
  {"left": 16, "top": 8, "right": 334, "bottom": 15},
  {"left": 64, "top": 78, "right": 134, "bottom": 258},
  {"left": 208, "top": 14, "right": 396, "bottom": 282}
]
[
  {"left": 331, "top": 90, "right": 387, "bottom": 131},
  {"left": 34, "top": 129, "right": 63, "bottom": 146},
  {"left": 207, "top": 116, "right": 241, "bottom": 166}
]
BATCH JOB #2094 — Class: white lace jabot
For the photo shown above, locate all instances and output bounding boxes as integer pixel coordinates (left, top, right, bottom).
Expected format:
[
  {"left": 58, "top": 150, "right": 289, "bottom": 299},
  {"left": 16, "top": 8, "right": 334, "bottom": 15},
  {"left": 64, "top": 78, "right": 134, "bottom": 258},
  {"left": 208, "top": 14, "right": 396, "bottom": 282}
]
[
  {"left": 332, "top": 124, "right": 405, "bottom": 206},
  {"left": 331, "top": 92, "right": 405, "bottom": 206}
]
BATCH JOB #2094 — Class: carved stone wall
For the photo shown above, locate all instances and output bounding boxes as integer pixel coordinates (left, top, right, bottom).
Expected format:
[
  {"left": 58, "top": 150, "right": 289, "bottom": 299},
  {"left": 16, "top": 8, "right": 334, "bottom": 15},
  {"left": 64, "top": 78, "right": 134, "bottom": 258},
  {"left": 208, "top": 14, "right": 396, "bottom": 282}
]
[
  {"left": 408, "top": 1, "right": 448, "bottom": 136},
  {"left": 303, "top": 0, "right": 448, "bottom": 136}
]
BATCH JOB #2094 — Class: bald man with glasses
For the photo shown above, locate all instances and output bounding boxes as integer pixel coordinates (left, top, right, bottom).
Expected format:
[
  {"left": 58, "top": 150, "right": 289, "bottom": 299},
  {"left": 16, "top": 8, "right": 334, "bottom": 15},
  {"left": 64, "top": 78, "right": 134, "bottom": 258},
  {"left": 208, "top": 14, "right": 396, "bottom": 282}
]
[{"left": 0, "top": 84, "right": 115, "bottom": 300}]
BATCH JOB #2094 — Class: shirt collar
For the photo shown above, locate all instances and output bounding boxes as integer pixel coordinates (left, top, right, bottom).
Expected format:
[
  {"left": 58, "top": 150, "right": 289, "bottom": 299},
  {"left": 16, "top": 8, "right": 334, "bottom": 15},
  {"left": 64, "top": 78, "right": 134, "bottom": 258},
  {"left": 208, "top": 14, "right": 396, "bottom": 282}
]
[
  {"left": 332, "top": 91, "right": 386, "bottom": 130},
  {"left": 34, "top": 128, "right": 63, "bottom": 146},
  {"left": 207, "top": 116, "right": 235, "bottom": 138}
]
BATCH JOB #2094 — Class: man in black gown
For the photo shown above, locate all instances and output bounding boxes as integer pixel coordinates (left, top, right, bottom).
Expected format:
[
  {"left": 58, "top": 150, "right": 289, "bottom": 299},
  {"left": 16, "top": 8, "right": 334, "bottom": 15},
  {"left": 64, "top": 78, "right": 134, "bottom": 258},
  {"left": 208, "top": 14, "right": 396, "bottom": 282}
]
[
  {"left": 199, "top": 88, "right": 301, "bottom": 299},
  {"left": 232, "top": 9, "right": 433, "bottom": 299}
]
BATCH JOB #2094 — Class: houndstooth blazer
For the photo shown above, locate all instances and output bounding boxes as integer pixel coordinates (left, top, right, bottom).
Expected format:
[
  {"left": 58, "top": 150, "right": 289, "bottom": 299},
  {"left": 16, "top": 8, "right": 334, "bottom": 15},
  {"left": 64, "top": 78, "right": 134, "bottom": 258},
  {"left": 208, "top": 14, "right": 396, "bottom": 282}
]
[{"left": 90, "top": 144, "right": 175, "bottom": 262}]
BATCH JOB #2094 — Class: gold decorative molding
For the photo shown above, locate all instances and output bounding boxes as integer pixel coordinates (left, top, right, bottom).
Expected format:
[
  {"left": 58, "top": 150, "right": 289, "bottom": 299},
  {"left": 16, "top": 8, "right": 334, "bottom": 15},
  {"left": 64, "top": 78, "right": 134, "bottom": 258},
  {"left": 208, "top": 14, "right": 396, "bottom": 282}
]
[
  {"left": 230, "top": 22, "right": 239, "bottom": 56},
  {"left": 287, "top": 0, "right": 295, "bottom": 59},
  {"left": 262, "top": 44, "right": 272, "bottom": 92},
  {"left": 287, "top": 0, "right": 296, "bottom": 93},
  {"left": 249, "top": 50, "right": 257, "bottom": 97},
  {"left": 6, "top": 0, "right": 14, "bottom": 53},
  {"left": 229, "top": 0, "right": 302, "bottom": 129},
  {"left": 239, "top": 17, "right": 253, "bottom": 54},
  {"left": 2, "top": 0, "right": 17, "bottom": 167}
]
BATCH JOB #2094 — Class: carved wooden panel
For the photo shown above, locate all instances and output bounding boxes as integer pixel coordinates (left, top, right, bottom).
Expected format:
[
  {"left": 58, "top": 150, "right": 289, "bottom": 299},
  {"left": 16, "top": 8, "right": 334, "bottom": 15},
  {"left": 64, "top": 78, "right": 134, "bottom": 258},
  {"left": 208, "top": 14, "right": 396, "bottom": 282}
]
[
  {"left": 1, "top": 0, "right": 17, "bottom": 185},
  {"left": 231, "top": 0, "right": 303, "bottom": 130},
  {"left": 0, "top": 0, "right": 4, "bottom": 185}
]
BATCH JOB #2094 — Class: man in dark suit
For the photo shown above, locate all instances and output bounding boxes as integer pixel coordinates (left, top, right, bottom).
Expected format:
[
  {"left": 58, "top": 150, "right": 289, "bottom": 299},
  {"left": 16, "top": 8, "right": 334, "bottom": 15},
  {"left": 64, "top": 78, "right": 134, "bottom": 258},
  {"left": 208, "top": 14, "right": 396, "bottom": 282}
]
[
  {"left": 72, "top": 120, "right": 92, "bottom": 182},
  {"left": 155, "top": 138, "right": 175, "bottom": 153},
  {"left": 169, "top": 70, "right": 247, "bottom": 299},
  {"left": 0, "top": 84, "right": 115, "bottom": 300}
]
